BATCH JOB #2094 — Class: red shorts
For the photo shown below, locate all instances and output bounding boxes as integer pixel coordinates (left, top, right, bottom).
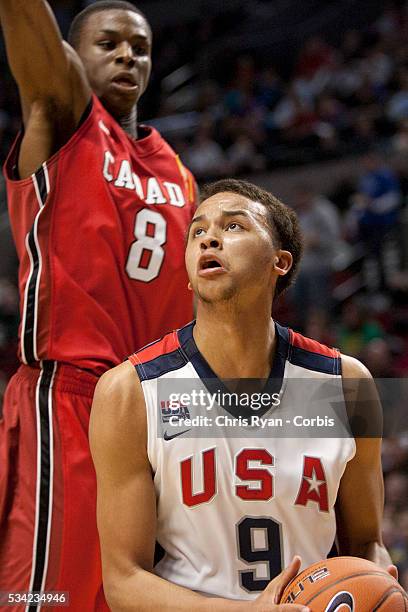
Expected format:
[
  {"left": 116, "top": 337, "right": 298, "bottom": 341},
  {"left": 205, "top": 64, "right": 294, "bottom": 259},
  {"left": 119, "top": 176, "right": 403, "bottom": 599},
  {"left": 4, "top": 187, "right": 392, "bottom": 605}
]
[{"left": 0, "top": 362, "right": 109, "bottom": 611}]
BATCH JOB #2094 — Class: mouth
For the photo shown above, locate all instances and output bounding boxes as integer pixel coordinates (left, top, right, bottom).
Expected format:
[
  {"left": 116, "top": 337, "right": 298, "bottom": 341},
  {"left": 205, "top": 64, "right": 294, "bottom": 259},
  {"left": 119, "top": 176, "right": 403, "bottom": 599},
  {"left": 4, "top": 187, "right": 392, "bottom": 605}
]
[
  {"left": 112, "top": 73, "right": 138, "bottom": 90},
  {"left": 198, "top": 255, "right": 227, "bottom": 277},
  {"left": 201, "top": 260, "right": 222, "bottom": 270}
]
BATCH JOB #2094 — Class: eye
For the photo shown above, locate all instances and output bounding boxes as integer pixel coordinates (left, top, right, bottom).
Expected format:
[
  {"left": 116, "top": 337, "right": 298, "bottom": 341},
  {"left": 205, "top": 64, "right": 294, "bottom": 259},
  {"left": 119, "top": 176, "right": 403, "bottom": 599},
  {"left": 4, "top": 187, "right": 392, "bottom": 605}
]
[
  {"left": 133, "top": 45, "right": 147, "bottom": 56},
  {"left": 226, "top": 222, "right": 243, "bottom": 232},
  {"left": 193, "top": 227, "right": 205, "bottom": 237},
  {"left": 98, "top": 40, "right": 115, "bottom": 50}
]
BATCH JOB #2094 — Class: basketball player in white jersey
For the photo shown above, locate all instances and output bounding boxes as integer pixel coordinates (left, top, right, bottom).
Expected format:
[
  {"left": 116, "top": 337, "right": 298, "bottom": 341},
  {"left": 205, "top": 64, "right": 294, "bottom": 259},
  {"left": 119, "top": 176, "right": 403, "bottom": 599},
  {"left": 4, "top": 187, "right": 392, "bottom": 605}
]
[{"left": 90, "top": 179, "right": 396, "bottom": 610}]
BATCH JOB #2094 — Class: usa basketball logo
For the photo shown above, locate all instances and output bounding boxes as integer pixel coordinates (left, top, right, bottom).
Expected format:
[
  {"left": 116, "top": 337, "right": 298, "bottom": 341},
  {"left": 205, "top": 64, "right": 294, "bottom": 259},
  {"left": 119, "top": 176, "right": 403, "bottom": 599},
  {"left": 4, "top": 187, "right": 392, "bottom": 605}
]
[
  {"left": 160, "top": 400, "right": 190, "bottom": 423},
  {"left": 324, "top": 591, "right": 354, "bottom": 611}
]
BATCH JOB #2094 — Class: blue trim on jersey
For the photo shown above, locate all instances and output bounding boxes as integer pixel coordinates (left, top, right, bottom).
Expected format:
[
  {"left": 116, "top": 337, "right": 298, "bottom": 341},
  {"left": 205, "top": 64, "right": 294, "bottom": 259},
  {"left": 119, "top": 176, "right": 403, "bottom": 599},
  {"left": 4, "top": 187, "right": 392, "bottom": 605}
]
[
  {"left": 134, "top": 319, "right": 339, "bottom": 385},
  {"left": 180, "top": 320, "right": 288, "bottom": 387},
  {"left": 134, "top": 320, "right": 340, "bottom": 382},
  {"left": 274, "top": 322, "right": 290, "bottom": 379},
  {"left": 288, "top": 344, "right": 341, "bottom": 375},
  {"left": 177, "top": 320, "right": 289, "bottom": 419},
  {"left": 134, "top": 348, "right": 187, "bottom": 382},
  {"left": 178, "top": 321, "right": 213, "bottom": 380}
]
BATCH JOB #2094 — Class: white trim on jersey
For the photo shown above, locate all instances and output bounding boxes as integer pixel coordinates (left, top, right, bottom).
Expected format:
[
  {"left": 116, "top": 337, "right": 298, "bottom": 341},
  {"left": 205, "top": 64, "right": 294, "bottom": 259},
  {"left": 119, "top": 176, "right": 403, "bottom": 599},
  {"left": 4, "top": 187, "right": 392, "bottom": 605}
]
[
  {"left": 41, "top": 361, "right": 57, "bottom": 594},
  {"left": 26, "top": 361, "right": 57, "bottom": 612},
  {"left": 42, "top": 162, "right": 50, "bottom": 196},
  {"left": 21, "top": 232, "right": 35, "bottom": 365},
  {"left": 20, "top": 165, "right": 50, "bottom": 364},
  {"left": 26, "top": 365, "right": 44, "bottom": 609}
]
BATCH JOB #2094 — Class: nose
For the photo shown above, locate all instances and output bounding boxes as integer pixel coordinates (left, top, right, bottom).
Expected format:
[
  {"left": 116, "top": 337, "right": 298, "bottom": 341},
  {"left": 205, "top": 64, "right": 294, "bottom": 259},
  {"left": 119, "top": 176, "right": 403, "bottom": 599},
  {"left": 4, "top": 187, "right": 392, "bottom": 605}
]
[
  {"left": 115, "top": 42, "right": 136, "bottom": 67},
  {"left": 200, "top": 233, "right": 221, "bottom": 250}
]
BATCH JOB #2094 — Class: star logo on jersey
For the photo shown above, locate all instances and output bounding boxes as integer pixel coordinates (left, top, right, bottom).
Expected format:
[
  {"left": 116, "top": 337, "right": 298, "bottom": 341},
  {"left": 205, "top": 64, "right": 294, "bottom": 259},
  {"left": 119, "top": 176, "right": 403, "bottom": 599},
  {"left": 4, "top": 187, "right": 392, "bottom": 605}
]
[
  {"left": 304, "top": 472, "right": 325, "bottom": 494},
  {"left": 163, "top": 429, "right": 191, "bottom": 441}
]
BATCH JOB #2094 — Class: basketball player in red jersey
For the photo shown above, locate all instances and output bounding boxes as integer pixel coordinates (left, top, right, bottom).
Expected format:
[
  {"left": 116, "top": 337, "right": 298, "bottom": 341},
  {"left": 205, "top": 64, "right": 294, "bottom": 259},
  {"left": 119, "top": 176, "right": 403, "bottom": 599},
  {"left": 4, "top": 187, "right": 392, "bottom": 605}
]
[
  {"left": 90, "top": 179, "right": 397, "bottom": 610},
  {"left": 0, "top": 1, "right": 196, "bottom": 609}
]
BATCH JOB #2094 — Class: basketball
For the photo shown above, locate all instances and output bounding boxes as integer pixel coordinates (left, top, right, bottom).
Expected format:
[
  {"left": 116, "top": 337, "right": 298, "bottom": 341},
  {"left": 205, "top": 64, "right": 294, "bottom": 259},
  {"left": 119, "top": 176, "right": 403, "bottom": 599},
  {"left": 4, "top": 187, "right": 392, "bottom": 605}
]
[{"left": 279, "top": 556, "right": 408, "bottom": 611}]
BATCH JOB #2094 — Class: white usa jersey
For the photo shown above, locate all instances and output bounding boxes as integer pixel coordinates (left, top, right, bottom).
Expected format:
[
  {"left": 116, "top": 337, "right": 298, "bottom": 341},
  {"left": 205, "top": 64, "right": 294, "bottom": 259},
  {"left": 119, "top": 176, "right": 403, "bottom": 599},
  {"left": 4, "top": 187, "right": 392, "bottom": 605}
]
[{"left": 129, "top": 321, "right": 355, "bottom": 600}]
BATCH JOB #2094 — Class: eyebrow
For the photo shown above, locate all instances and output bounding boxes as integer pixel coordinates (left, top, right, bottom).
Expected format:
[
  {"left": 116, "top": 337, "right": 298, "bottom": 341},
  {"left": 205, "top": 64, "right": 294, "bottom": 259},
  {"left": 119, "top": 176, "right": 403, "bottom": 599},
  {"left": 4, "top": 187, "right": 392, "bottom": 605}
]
[
  {"left": 100, "top": 29, "right": 118, "bottom": 35},
  {"left": 99, "top": 29, "right": 150, "bottom": 41},
  {"left": 187, "top": 210, "right": 251, "bottom": 242},
  {"left": 190, "top": 209, "right": 250, "bottom": 225}
]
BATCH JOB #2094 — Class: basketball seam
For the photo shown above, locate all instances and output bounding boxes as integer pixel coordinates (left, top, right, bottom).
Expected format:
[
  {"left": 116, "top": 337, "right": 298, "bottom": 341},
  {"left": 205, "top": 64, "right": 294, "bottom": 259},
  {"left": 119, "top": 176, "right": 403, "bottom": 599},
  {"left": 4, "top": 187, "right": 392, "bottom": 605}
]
[
  {"left": 292, "top": 571, "right": 399, "bottom": 606},
  {"left": 372, "top": 586, "right": 408, "bottom": 611},
  {"left": 284, "top": 569, "right": 388, "bottom": 601}
]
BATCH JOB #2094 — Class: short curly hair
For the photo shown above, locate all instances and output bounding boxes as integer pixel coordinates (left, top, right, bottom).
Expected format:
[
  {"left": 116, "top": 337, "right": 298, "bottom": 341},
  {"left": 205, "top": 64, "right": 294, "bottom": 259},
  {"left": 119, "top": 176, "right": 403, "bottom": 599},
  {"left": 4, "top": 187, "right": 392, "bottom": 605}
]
[
  {"left": 200, "top": 179, "right": 303, "bottom": 297},
  {"left": 68, "top": 1, "right": 150, "bottom": 50}
]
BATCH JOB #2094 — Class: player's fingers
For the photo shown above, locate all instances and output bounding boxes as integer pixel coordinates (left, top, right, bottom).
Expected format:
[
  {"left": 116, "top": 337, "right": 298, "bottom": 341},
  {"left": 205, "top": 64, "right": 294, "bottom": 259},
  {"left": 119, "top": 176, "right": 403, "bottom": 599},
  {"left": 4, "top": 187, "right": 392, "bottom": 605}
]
[
  {"left": 271, "top": 555, "right": 302, "bottom": 604},
  {"left": 275, "top": 605, "right": 310, "bottom": 612},
  {"left": 387, "top": 564, "right": 398, "bottom": 580}
]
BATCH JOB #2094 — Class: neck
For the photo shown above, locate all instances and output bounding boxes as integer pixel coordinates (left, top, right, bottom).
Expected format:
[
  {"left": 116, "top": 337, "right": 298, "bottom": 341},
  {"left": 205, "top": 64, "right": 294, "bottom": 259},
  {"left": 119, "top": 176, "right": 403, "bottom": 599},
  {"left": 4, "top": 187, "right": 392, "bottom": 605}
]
[
  {"left": 118, "top": 106, "right": 138, "bottom": 138},
  {"left": 194, "top": 299, "right": 276, "bottom": 380}
]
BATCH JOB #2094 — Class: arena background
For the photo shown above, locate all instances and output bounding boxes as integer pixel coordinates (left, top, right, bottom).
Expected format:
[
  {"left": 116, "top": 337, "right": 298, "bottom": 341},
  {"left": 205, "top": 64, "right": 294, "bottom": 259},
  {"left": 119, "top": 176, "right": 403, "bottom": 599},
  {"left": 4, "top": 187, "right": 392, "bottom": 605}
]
[{"left": 0, "top": 0, "right": 407, "bottom": 589}]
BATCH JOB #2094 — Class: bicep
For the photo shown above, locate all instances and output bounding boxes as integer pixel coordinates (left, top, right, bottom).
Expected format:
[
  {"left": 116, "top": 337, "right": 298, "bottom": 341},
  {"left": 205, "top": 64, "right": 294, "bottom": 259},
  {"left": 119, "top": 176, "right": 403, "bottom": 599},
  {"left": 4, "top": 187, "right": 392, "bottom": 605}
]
[
  {"left": 90, "top": 363, "right": 156, "bottom": 584},
  {"left": 96, "top": 448, "right": 156, "bottom": 578}
]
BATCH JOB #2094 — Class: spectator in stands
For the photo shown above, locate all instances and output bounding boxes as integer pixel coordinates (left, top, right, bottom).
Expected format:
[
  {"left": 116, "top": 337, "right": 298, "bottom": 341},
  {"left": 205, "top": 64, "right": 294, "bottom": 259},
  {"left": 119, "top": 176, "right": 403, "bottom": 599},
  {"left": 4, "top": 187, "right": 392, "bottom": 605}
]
[
  {"left": 290, "top": 182, "right": 341, "bottom": 324},
  {"left": 385, "top": 472, "right": 408, "bottom": 514},
  {"left": 352, "top": 114, "right": 378, "bottom": 151},
  {"left": 183, "top": 116, "right": 229, "bottom": 179},
  {"left": 392, "top": 119, "right": 408, "bottom": 154},
  {"left": 341, "top": 29, "right": 364, "bottom": 62},
  {"left": 303, "top": 309, "right": 336, "bottom": 346},
  {"left": 223, "top": 55, "right": 257, "bottom": 117},
  {"left": 349, "top": 150, "right": 401, "bottom": 292},
  {"left": 256, "top": 66, "right": 283, "bottom": 111},
  {"left": 382, "top": 436, "right": 408, "bottom": 474},
  {"left": 227, "top": 134, "right": 265, "bottom": 174},
  {"left": 360, "top": 338, "right": 404, "bottom": 437},
  {"left": 337, "top": 298, "right": 384, "bottom": 357},
  {"left": 361, "top": 43, "right": 394, "bottom": 92},
  {"left": 295, "top": 35, "right": 336, "bottom": 80},
  {"left": 387, "top": 69, "right": 408, "bottom": 123}
]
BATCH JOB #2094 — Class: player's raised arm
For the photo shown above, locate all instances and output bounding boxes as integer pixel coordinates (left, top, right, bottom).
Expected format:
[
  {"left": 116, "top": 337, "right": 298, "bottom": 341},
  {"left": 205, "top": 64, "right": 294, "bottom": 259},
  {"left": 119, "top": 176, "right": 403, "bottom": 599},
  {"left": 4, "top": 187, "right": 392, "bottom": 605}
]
[
  {"left": 0, "top": 0, "right": 90, "bottom": 112},
  {"left": 336, "top": 355, "right": 397, "bottom": 578},
  {"left": 0, "top": 0, "right": 90, "bottom": 174},
  {"left": 90, "top": 362, "right": 309, "bottom": 612}
]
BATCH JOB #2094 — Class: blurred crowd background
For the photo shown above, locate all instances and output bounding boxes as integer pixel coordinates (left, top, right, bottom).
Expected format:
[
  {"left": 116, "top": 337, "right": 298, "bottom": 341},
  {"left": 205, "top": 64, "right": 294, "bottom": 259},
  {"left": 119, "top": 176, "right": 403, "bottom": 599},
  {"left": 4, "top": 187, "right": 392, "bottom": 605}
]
[{"left": 0, "top": 0, "right": 407, "bottom": 587}]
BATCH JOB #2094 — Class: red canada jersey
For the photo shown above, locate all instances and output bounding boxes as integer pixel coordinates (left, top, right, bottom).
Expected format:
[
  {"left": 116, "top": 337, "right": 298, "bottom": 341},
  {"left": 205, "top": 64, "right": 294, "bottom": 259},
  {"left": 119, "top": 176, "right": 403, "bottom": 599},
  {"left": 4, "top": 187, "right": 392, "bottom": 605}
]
[{"left": 4, "top": 95, "right": 196, "bottom": 375}]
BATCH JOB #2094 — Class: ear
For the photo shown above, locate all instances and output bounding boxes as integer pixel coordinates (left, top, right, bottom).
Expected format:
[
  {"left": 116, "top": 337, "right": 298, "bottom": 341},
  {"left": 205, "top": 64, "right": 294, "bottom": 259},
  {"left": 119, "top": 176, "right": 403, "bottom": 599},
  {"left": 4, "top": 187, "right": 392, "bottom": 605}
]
[
  {"left": 273, "top": 250, "right": 293, "bottom": 277},
  {"left": 187, "top": 281, "right": 192, "bottom": 291}
]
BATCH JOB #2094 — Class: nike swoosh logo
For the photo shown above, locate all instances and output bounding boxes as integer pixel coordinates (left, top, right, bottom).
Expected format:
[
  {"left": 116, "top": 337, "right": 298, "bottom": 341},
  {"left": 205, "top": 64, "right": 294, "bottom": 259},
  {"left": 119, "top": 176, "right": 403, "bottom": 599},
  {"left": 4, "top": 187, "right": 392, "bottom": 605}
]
[{"left": 163, "top": 429, "right": 191, "bottom": 441}]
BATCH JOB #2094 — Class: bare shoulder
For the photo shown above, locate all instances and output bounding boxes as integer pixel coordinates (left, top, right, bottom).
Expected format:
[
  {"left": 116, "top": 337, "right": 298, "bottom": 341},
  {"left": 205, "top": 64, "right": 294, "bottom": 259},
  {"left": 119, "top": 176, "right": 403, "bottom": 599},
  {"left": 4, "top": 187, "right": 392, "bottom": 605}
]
[
  {"left": 340, "top": 353, "right": 382, "bottom": 437},
  {"left": 94, "top": 360, "right": 140, "bottom": 399},
  {"left": 341, "top": 353, "right": 372, "bottom": 380},
  {"left": 91, "top": 360, "right": 147, "bottom": 454}
]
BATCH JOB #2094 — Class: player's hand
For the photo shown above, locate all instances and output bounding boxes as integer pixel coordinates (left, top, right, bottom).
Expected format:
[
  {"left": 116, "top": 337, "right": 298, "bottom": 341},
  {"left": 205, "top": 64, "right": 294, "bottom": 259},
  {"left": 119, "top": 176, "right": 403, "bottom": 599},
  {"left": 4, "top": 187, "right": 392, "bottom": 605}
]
[
  {"left": 387, "top": 564, "right": 398, "bottom": 580},
  {"left": 250, "top": 556, "right": 310, "bottom": 611}
]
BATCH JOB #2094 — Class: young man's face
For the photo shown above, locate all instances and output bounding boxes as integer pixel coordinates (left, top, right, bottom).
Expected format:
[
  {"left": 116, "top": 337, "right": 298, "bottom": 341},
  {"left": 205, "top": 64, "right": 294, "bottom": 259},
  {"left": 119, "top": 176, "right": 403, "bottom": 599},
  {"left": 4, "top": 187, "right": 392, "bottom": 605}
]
[
  {"left": 77, "top": 9, "right": 152, "bottom": 117},
  {"left": 185, "top": 192, "right": 289, "bottom": 306}
]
